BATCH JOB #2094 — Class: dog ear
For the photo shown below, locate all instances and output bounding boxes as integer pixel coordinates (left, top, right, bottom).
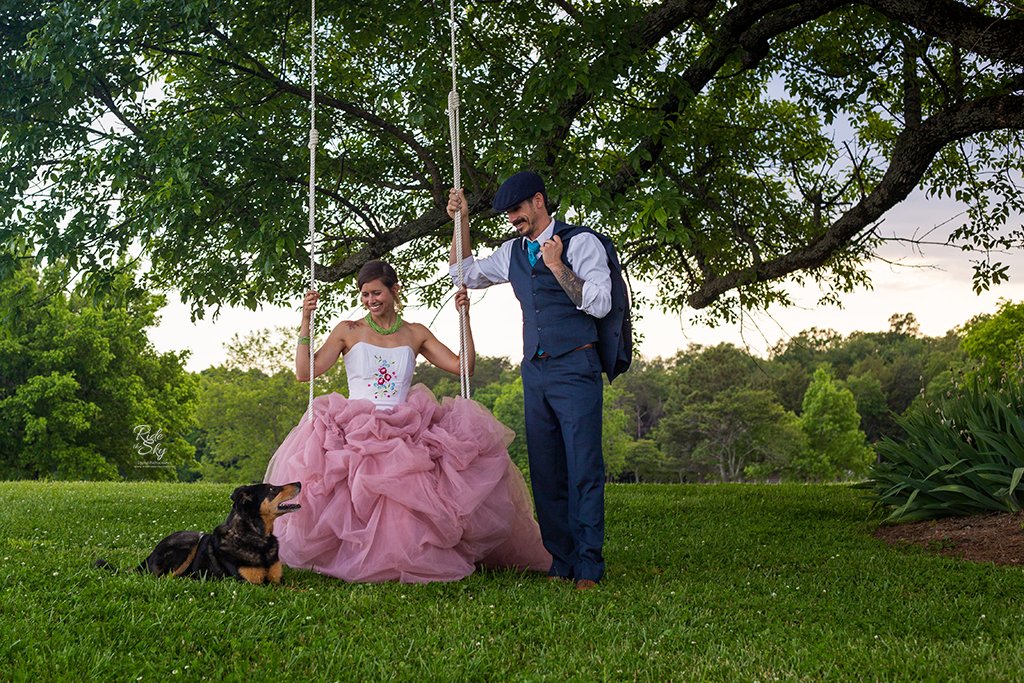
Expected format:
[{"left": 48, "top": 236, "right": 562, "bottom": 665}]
[{"left": 231, "top": 486, "right": 254, "bottom": 505}]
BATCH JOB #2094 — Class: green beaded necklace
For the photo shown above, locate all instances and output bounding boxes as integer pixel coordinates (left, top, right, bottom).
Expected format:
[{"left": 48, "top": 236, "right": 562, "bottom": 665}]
[{"left": 365, "top": 312, "right": 403, "bottom": 335}]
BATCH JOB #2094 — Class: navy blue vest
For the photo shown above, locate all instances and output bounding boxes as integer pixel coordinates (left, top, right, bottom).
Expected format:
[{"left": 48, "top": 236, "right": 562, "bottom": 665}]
[{"left": 508, "top": 224, "right": 599, "bottom": 360}]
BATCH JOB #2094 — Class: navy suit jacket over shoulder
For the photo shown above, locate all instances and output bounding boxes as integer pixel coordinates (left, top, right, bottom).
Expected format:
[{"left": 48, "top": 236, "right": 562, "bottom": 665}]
[{"left": 556, "top": 222, "right": 633, "bottom": 383}]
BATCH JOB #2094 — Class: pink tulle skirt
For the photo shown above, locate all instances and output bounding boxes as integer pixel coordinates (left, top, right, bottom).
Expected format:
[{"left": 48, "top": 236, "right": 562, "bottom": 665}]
[{"left": 264, "top": 385, "right": 552, "bottom": 583}]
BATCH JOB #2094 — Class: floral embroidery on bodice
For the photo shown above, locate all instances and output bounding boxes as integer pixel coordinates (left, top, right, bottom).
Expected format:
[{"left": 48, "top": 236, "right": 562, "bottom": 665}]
[{"left": 343, "top": 342, "right": 415, "bottom": 408}]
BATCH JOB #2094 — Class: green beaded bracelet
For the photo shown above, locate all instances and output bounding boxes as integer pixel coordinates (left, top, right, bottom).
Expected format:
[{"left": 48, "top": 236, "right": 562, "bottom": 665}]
[{"left": 298, "top": 336, "right": 310, "bottom": 345}]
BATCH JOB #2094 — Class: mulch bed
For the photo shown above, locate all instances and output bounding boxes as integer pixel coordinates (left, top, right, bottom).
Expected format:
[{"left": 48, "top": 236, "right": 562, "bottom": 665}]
[{"left": 872, "top": 510, "right": 1024, "bottom": 567}]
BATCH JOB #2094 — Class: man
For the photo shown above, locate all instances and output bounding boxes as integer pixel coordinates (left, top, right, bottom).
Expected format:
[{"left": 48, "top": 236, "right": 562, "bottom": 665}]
[{"left": 447, "top": 171, "right": 618, "bottom": 590}]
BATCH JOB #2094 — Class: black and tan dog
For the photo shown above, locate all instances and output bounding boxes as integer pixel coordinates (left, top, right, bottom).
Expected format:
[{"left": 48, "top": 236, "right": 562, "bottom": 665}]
[{"left": 95, "top": 482, "right": 301, "bottom": 584}]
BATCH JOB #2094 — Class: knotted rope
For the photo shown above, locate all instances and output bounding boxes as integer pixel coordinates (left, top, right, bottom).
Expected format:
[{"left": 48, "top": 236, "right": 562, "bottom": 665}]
[
  {"left": 305, "top": 0, "right": 470, "bottom": 408},
  {"left": 448, "top": 0, "right": 470, "bottom": 399},
  {"left": 306, "top": 0, "right": 318, "bottom": 419}
]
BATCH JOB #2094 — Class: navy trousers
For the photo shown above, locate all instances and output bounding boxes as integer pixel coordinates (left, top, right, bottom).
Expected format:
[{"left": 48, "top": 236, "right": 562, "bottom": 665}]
[{"left": 521, "top": 346, "right": 605, "bottom": 582}]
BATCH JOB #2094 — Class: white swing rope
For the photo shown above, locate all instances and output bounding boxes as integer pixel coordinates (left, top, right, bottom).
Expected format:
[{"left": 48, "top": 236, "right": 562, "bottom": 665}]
[
  {"left": 306, "top": 0, "right": 470, "bottom": 408},
  {"left": 448, "top": 0, "right": 471, "bottom": 400},
  {"left": 306, "top": 0, "right": 318, "bottom": 419}
]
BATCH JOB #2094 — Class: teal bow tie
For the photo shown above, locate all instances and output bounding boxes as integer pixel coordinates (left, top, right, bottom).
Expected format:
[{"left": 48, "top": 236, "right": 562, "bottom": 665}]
[{"left": 527, "top": 240, "right": 540, "bottom": 266}]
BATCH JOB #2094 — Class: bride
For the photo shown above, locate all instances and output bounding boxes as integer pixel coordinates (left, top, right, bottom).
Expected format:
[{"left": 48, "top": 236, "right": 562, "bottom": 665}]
[{"left": 264, "top": 260, "right": 552, "bottom": 583}]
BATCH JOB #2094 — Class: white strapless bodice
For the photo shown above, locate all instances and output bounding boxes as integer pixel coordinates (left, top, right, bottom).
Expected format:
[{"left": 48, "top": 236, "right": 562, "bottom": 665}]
[{"left": 343, "top": 342, "right": 416, "bottom": 408}]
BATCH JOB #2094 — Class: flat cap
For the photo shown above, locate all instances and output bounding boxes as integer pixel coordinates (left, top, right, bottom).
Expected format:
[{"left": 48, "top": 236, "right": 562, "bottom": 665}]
[{"left": 492, "top": 171, "right": 546, "bottom": 213}]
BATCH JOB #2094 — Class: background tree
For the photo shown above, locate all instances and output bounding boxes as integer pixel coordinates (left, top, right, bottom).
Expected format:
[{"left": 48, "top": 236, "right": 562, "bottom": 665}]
[
  {"left": 668, "top": 343, "right": 760, "bottom": 404},
  {"left": 491, "top": 377, "right": 529, "bottom": 479},
  {"left": 653, "top": 343, "right": 803, "bottom": 481},
  {"left": 194, "top": 367, "right": 307, "bottom": 483},
  {"left": 412, "top": 355, "right": 515, "bottom": 401},
  {"left": 622, "top": 438, "right": 671, "bottom": 483},
  {"left": 191, "top": 326, "right": 347, "bottom": 483},
  {"left": 657, "top": 386, "right": 805, "bottom": 482},
  {"left": 612, "top": 356, "right": 672, "bottom": 441},
  {"left": 223, "top": 326, "right": 299, "bottom": 376},
  {"left": 749, "top": 359, "right": 812, "bottom": 415},
  {"left": 959, "top": 299, "right": 1024, "bottom": 384},
  {"left": 795, "top": 365, "right": 874, "bottom": 481},
  {"left": 769, "top": 313, "right": 962, "bottom": 441},
  {"left": 0, "top": 264, "right": 196, "bottom": 480},
  {"left": 602, "top": 383, "right": 633, "bottom": 481},
  {"left": 838, "top": 372, "right": 888, "bottom": 442},
  {"left": 2, "top": 1, "right": 1022, "bottom": 325}
]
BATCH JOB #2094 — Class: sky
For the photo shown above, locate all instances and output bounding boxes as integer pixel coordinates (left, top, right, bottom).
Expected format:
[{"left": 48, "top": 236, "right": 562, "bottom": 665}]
[{"left": 149, "top": 189, "right": 1024, "bottom": 373}]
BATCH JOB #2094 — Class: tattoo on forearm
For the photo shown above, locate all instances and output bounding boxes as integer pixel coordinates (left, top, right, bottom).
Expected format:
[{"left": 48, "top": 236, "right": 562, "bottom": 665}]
[{"left": 554, "top": 266, "right": 586, "bottom": 308}]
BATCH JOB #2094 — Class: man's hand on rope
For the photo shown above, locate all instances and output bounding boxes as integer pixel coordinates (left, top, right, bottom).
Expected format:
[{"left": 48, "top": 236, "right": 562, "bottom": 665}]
[{"left": 446, "top": 188, "right": 466, "bottom": 222}]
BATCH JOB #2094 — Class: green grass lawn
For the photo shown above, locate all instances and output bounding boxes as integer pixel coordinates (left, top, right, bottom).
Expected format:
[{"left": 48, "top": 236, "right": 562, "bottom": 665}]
[{"left": 1, "top": 481, "right": 1022, "bottom": 682}]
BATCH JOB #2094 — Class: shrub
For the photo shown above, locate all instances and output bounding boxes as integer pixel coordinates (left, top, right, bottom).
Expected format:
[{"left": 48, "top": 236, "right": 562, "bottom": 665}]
[{"left": 861, "top": 373, "right": 1024, "bottom": 522}]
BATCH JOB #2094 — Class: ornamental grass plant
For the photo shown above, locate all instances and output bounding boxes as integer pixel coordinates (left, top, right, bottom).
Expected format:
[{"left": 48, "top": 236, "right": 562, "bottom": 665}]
[{"left": 862, "top": 369, "right": 1024, "bottom": 522}]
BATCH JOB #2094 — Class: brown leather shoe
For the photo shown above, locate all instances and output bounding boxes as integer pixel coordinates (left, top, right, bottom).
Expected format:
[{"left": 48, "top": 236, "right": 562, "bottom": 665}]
[{"left": 575, "top": 579, "right": 598, "bottom": 591}]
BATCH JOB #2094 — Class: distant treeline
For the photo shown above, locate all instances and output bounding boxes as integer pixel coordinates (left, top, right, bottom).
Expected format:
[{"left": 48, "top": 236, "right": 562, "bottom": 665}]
[
  {"left": 187, "top": 310, "right": 1010, "bottom": 485},
  {"left": 5, "top": 260, "right": 1022, "bottom": 484}
]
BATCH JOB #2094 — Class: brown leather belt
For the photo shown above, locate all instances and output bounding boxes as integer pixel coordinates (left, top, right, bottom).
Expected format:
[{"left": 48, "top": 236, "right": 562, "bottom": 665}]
[{"left": 537, "top": 343, "right": 594, "bottom": 359}]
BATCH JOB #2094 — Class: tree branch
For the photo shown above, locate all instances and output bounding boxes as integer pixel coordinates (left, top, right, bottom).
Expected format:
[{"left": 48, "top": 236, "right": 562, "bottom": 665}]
[
  {"left": 537, "top": 0, "right": 719, "bottom": 170},
  {"left": 91, "top": 75, "right": 144, "bottom": 137},
  {"left": 862, "top": 0, "right": 1024, "bottom": 66},
  {"left": 143, "top": 28, "right": 446, "bottom": 198},
  {"left": 602, "top": 0, "right": 846, "bottom": 200},
  {"left": 687, "top": 92, "right": 1024, "bottom": 309},
  {"left": 312, "top": 204, "right": 455, "bottom": 282}
]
